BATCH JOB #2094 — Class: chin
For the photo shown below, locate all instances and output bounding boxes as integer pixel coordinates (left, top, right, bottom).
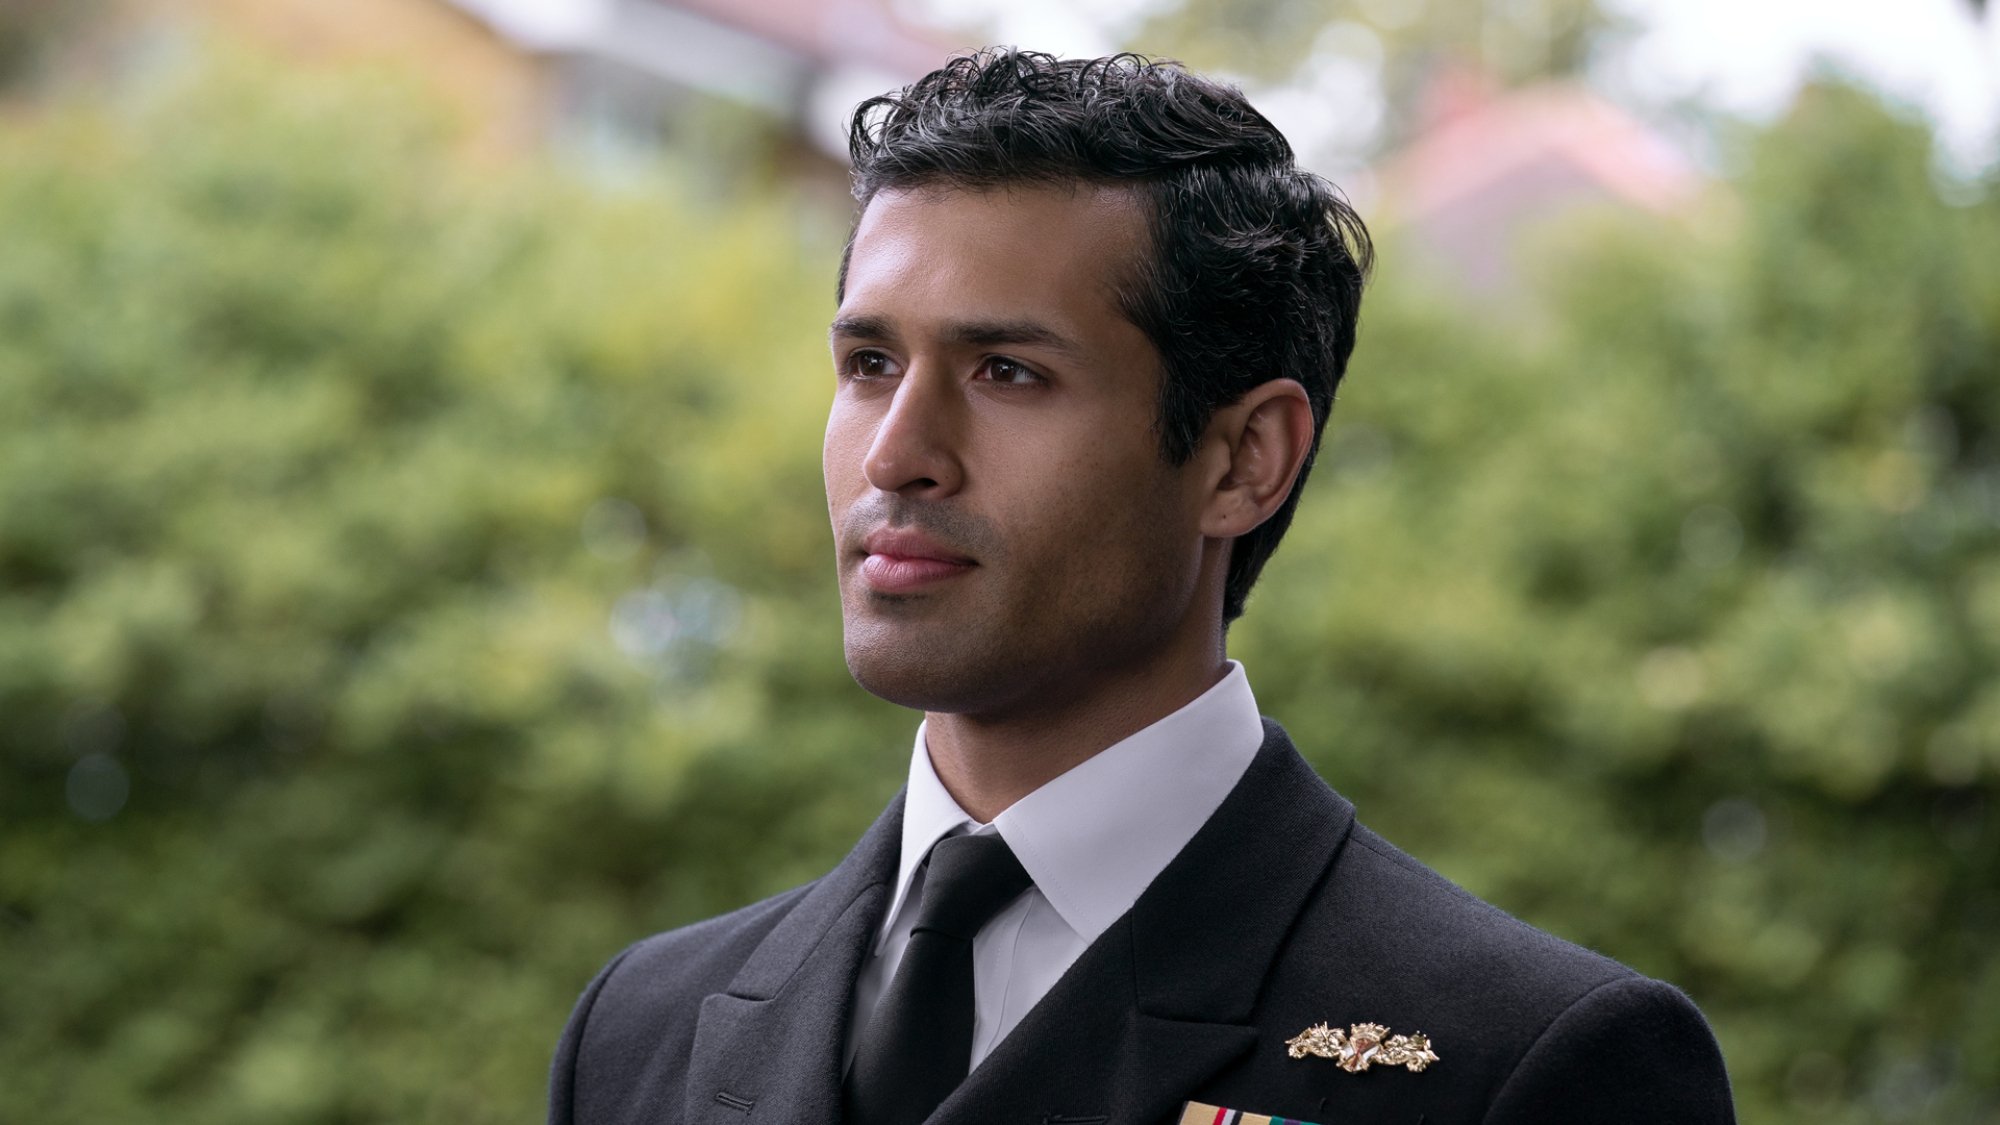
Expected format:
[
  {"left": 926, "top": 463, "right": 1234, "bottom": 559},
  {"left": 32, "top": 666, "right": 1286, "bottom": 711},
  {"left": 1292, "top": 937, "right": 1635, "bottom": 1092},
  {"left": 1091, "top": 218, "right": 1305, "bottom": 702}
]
[{"left": 842, "top": 622, "right": 1012, "bottom": 715}]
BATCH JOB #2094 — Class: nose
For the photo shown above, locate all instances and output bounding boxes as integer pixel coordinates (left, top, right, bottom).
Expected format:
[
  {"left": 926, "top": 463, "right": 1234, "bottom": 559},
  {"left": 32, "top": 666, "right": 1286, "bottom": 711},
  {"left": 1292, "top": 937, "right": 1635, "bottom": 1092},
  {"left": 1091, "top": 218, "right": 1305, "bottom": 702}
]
[{"left": 861, "top": 367, "right": 964, "bottom": 498}]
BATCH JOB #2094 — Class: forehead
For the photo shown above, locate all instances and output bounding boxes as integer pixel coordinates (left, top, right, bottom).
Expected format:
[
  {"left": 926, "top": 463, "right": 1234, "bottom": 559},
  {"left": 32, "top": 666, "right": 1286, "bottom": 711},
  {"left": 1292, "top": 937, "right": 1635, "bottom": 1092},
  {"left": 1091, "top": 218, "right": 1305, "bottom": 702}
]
[{"left": 839, "top": 183, "right": 1149, "bottom": 327}]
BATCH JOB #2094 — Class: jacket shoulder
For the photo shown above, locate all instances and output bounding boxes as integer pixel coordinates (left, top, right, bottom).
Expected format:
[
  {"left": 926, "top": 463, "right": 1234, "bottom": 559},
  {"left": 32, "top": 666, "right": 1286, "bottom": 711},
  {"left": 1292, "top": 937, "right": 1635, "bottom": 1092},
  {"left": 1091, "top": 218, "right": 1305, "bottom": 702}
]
[
  {"left": 1484, "top": 972, "right": 1735, "bottom": 1124},
  {"left": 1334, "top": 824, "right": 1633, "bottom": 997},
  {"left": 547, "top": 882, "right": 818, "bottom": 1125},
  {"left": 1243, "top": 822, "right": 1731, "bottom": 1122},
  {"left": 610, "top": 881, "right": 819, "bottom": 1000}
]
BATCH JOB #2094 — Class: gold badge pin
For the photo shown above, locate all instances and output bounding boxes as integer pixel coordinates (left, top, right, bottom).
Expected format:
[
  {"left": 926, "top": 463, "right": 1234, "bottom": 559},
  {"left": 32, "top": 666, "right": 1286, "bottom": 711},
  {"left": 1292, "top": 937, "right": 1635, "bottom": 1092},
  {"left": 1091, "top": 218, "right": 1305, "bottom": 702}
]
[{"left": 1286, "top": 1022, "right": 1440, "bottom": 1073}]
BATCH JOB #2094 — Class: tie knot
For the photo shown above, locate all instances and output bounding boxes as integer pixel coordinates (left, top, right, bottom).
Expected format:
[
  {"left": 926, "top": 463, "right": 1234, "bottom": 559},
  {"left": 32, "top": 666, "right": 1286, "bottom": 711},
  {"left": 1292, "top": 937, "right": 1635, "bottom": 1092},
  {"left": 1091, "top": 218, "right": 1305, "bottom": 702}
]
[{"left": 912, "top": 833, "right": 1032, "bottom": 941}]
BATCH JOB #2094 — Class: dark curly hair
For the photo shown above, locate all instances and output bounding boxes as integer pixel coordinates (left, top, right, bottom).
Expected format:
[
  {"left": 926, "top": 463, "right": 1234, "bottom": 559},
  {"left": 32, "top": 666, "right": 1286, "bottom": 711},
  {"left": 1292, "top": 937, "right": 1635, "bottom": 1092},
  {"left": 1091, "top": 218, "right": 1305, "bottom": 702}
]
[{"left": 839, "top": 48, "right": 1372, "bottom": 623}]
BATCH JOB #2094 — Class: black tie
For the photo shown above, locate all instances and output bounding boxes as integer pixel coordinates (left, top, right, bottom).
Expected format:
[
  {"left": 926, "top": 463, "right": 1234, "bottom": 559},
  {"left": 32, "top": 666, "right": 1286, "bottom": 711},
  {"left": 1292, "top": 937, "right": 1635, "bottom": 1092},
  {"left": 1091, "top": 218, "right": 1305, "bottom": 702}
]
[{"left": 843, "top": 833, "right": 1033, "bottom": 1125}]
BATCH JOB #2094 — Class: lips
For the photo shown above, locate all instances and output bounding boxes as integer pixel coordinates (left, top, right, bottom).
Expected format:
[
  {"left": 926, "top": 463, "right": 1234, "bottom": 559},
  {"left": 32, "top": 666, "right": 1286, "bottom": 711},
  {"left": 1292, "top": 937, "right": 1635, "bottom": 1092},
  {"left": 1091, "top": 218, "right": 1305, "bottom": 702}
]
[{"left": 859, "top": 528, "right": 975, "bottom": 593}]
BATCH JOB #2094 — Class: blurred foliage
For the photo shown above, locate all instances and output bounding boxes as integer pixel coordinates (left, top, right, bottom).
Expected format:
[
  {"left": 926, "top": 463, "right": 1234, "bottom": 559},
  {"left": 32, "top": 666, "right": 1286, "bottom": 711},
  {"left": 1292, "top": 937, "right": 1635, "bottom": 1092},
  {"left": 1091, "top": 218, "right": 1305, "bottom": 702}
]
[
  {"left": 1141, "top": 0, "right": 1604, "bottom": 79},
  {"left": 1, "top": 51, "right": 1997, "bottom": 1125},
  {"left": 1245, "top": 83, "right": 2000, "bottom": 1123},
  {"left": 1137, "top": 0, "right": 1613, "bottom": 150},
  {"left": 0, "top": 57, "right": 899, "bottom": 1123}
]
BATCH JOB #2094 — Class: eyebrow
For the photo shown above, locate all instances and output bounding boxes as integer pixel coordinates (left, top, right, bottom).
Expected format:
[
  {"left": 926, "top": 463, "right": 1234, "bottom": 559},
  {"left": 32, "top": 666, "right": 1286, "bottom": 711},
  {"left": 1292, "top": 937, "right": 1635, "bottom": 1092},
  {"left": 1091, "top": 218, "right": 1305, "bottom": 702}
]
[{"left": 828, "top": 314, "right": 1089, "bottom": 362}]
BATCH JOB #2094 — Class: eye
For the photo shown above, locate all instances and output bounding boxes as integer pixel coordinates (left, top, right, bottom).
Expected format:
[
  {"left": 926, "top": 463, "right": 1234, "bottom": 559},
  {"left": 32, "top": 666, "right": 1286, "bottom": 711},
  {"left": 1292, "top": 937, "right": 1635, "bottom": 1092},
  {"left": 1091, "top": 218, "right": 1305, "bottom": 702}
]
[
  {"left": 978, "top": 356, "right": 1042, "bottom": 386},
  {"left": 840, "top": 349, "right": 899, "bottom": 380}
]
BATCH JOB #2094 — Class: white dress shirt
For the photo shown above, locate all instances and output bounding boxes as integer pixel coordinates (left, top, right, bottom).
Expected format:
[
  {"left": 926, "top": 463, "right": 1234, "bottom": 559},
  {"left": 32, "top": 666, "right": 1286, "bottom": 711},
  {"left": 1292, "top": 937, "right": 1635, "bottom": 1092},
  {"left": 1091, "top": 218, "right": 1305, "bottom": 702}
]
[{"left": 842, "top": 661, "right": 1265, "bottom": 1073}]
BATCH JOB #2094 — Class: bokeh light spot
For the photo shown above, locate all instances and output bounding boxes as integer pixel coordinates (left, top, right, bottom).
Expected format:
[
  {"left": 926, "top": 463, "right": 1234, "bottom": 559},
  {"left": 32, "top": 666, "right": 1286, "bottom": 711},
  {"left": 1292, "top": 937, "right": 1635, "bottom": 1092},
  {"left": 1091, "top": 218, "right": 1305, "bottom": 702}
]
[
  {"left": 66, "top": 753, "right": 131, "bottom": 823},
  {"left": 1701, "top": 797, "right": 1768, "bottom": 863}
]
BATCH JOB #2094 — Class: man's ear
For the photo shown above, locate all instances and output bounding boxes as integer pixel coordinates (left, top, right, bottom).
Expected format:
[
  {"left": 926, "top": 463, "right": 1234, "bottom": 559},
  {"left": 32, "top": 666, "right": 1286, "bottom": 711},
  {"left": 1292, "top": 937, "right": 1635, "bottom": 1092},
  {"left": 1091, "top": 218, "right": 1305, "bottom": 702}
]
[{"left": 1197, "top": 379, "right": 1315, "bottom": 541}]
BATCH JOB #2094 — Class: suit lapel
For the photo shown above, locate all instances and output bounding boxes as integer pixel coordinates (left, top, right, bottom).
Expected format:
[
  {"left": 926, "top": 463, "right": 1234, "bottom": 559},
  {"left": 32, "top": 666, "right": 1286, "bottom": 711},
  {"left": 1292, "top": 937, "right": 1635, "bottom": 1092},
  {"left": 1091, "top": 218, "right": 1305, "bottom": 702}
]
[
  {"left": 680, "top": 791, "right": 905, "bottom": 1124},
  {"left": 931, "top": 723, "right": 1356, "bottom": 1124}
]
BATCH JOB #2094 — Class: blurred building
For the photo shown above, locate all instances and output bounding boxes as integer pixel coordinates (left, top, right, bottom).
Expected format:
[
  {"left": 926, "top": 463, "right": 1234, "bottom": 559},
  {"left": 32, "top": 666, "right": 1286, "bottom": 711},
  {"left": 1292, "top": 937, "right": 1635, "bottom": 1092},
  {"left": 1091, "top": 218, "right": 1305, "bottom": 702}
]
[
  {"left": 7, "top": 2, "right": 1704, "bottom": 278},
  {"left": 7, "top": 0, "right": 957, "bottom": 170},
  {"left": 1372, "top": 64, "right": 1705, "bottom": 291},
  {"left": 443, "top": 0, "right": 954, "bottom": 165}
]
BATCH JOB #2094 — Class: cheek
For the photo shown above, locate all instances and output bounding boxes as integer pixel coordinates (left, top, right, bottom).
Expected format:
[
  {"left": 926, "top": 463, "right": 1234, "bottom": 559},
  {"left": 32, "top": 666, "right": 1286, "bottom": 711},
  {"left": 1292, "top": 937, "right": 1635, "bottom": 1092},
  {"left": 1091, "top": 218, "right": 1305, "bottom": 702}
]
[
  {"left": 823, "top": 404, "right": 867, "bottom": 494},
  {"left": 1038, "top": 441, "right": 1191, "bottom": 561}
]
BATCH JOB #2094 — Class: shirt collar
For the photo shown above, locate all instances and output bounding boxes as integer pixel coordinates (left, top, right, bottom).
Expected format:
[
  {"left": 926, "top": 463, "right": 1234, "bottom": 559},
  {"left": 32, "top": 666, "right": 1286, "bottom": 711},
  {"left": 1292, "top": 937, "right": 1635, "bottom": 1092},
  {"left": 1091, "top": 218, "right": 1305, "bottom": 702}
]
[{"left": 882, "top": 660, "right": 1264, "bottom": 948}]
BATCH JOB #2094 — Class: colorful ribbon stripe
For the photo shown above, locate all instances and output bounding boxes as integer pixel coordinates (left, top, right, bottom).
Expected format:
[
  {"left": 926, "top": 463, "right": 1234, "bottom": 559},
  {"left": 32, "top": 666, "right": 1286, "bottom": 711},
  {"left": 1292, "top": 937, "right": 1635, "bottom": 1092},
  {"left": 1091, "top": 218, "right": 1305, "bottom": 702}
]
[{"left": 1179, "top": 1101, "right": 1322, "bottom": 1125}]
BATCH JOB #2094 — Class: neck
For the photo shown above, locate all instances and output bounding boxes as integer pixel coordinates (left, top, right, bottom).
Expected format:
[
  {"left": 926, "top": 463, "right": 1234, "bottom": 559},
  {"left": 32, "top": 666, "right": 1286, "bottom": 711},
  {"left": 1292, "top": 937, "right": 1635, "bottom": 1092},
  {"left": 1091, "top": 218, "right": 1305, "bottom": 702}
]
[{"left": 922, "top": 636, "right": 1230, "bottom": 825}]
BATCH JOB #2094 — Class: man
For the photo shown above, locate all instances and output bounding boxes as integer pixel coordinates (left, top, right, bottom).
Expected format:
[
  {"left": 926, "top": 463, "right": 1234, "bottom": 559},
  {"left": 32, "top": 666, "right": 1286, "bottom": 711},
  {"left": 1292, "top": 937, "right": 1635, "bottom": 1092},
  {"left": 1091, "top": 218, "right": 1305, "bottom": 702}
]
[{"left": 550, "top": 49, "right": 1734, "bottom": 1125}]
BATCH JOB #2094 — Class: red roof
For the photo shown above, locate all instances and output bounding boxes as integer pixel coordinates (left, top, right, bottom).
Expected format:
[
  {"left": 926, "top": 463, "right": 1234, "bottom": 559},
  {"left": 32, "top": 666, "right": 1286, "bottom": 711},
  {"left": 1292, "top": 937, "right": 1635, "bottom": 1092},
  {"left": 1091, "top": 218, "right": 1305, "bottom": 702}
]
[{"left": 1380, "top": 63, "right": 1701, "bottom": 222}]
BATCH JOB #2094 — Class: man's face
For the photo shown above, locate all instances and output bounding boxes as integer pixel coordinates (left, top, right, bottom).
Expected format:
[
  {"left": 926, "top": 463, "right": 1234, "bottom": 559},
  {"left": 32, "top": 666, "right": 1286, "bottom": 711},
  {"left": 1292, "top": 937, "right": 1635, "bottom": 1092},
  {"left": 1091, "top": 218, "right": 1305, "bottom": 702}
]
[{"left": 824, "top": 183, "right": 1213, "bottom": 719}]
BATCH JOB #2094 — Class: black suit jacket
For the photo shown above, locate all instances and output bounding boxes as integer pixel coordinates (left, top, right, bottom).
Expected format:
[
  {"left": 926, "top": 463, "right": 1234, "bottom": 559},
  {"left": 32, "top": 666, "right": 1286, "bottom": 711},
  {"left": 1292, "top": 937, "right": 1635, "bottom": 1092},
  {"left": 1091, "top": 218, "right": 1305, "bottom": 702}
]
[{"left": 550, "top": 723, "right": 1734, "bottom": 1124}]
